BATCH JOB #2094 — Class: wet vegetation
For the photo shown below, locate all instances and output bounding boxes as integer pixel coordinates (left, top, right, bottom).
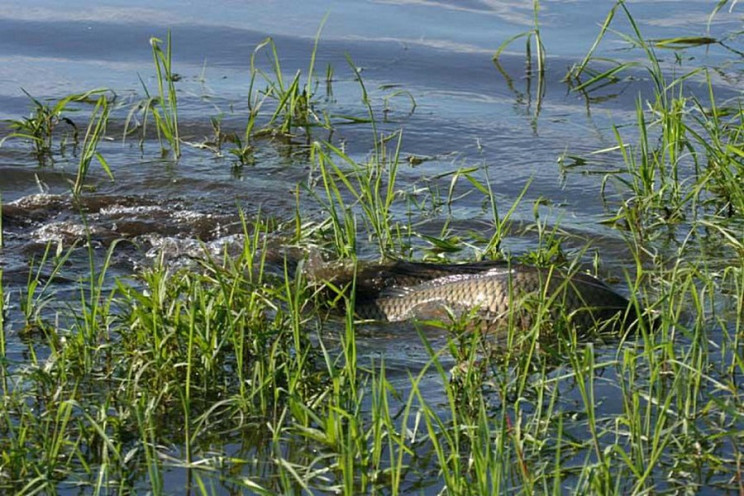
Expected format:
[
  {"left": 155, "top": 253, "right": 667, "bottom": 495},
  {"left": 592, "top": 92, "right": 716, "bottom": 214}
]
[{"left": 1, "top": 1, "right": 744, "bottom": 494}]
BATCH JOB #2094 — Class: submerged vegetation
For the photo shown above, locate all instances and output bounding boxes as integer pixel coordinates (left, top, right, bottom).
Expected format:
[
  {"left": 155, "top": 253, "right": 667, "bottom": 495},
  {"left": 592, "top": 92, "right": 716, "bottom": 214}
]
[{"left": 1, "top": 1, "right": 744, "bottom": 494}]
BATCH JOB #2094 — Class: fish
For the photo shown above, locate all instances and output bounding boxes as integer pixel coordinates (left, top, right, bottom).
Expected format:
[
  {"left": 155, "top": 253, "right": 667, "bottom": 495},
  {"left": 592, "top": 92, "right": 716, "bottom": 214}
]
[{"left": 313, "top": 260, "right": 642, "bottom": 332}]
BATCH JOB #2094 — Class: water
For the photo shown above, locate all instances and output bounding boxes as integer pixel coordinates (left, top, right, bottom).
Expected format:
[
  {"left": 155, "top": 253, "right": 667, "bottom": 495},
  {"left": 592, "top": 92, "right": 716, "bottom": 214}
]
[{"left": 1, "top": 0, "right": 743, "bottom": 493}]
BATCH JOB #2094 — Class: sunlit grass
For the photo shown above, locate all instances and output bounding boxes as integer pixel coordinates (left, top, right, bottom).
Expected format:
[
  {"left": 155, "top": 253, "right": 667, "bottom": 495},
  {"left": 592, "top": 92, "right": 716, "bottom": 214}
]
[
  {"left": 492, "top": 0, "right": 546, "bottom": 127},
  {"left": 0, "top": 89, "right": 115, "bottom": 196},
  {"left": 0, "top": 89, "right": 108, "bottom": 163},
  {"left": 1, "top": 1, "right": 744, "bottom": 494},
  {"left": 2, "top": 214, "right": 744, "bottom": 493},
  {"left": 146, "top": 31, "right": 181, "bottom": 159}
]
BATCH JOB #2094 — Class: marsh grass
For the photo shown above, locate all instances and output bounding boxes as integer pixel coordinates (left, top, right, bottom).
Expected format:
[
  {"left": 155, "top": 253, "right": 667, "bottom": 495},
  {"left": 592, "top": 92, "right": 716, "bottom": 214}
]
[
  {"left": 0, "top": 88, "right": 111, "bottom": 166},
  {"left": 206, "top": 23, "right": 337, "bottom": 167},
  {"left": 73, "top": 94, "right": 113, "bottom": 196},
  {"left": 492, "top": 0, "right": 545, "bottom": 80},
  {"left": 122, "top": 31, "right": 182, "bottom": 159},
  {"left": 563, "top": 2, "right": 636, "bottom": 95},
  {"left": 492, "top": 0, "right": 546, "bottom": 125},
  {"left": 249, "top": 17, "right": 331, "bottom": 142},
  {"left": 2, "top": 2, "right": 744, "bottom": 494},
  {"left": 0, "top": 266, "right": 5, "bottom": 390},
  {"left": 1, "top": 90, "right": 79, "bottom": 161},
  {"left": 554, "top": 4, "right": 744, "bottom": 492},
  {"left": 21, "top": 242, "right": 77, "bottom": 333},
  {"left": 0, "top": 88, "right": 114, "bottom": 197},
  {"left": 147, "top": 32, "right": 180, "bottom": 158},
  {"left": 2, "top": 213, "right": 744, "bottom": 493},
  {"left": 557, "top": 2, "right": 744, "bottom": 256},
  {"left": 310, "top": 132, "right": 408, "bottom": 258},
  {"left": 1, "top": 23, "right": 378, "bottom": 174}
]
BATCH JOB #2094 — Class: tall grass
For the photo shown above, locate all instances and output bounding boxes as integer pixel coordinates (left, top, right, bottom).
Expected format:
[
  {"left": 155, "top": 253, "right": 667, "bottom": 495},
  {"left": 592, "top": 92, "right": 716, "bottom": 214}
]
[
  {"left": 0, "top": 265, "right": 5, "bottom": 393},
  {"left": 0, "top": 88, "right": 114, "bottom": 196},
  {"left": 493, "top": 0, "right": 545, "bottom": 80},
  {"left": 249, "top": 17, "right": 330, "bottom": 139},
  {"left": 492, "top": 0, "right": 546, "bottom": 124},
  {"left": 559, "top": 2, "right": 744, "bottom": 261},
  {"left": 0, "top": 89, "right": 111, "bottom": 167},
  {"left": 73, "top": 94, "right": 113, "bottom": 196},
  {"left": 148, "top": 32, "right": 181, "bottom": 158},
  {"left": 2, "top": 185, "right": 744, "bottom": 493},
  {"left": 2, "top": 2, "right": 744, "bottom": 494},
  {"left": 123, "top": 32, "right": 181, "bottom": 159},
  {"left": 555, "top": 4, "right": 744, "bottom": 490},
  {"left": 310, "top": 132, "right": 407, "bottom": 259}
]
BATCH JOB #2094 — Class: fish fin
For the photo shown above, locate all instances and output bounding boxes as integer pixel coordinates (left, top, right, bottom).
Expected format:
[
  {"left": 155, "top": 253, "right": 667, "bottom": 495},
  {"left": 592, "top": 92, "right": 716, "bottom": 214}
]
[
  {"left": 383, "top": 259, "right": 511, "bottom": 283},
  {"left": 376, "top": 286, "right": 417, "bottom": 299}
]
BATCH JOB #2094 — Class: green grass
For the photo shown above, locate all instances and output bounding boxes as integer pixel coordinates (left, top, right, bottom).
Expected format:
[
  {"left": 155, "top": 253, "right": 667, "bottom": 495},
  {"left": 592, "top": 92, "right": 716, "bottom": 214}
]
[
  {"left": 558, "top": 1, "right": 744, "bottom": 261},
  {"left": 1, "top": 219, "right": 743, "bottom": 493},
  {"left": 1, "top": 2, "right": 744, "bottom": 494},
  {"left": 140, "top": 31, "right": 181, "bottom": 159},
  {"left": 73, "top": 94, "right": 113, "bottom": 196},
  {"left": 0, "top": 87, "right": 114, "bottom": 195},
  {"left": 0, "top": 88, "right": 112, "bottom": 169},
  {"left": 492, "top": 0, "right": 546, "bottom": 126}
]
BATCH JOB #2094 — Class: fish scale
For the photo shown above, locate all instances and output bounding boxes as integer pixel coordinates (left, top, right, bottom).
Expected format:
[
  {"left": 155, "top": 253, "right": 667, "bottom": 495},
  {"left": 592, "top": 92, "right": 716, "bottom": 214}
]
[{"left": 351, "top": 262, "right": 636, "bottom": 330}]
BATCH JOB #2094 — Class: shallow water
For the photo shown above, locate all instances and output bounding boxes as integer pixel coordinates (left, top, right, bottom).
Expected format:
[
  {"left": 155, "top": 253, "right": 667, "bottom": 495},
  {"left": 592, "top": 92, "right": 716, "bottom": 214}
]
[{"left": 1, "top": 0, "right": 743, "bottom": 493}]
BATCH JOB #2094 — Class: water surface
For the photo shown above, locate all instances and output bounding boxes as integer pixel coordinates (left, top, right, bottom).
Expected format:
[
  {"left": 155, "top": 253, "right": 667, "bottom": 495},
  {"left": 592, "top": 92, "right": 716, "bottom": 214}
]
[{"left": 1, "top": 0, "right": 743, "bottom": 493}]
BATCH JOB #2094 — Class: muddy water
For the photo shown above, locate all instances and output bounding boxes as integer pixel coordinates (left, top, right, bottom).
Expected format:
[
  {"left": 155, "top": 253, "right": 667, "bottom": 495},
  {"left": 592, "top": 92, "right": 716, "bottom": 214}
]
[{"left": 1, "top": 0, "right": 743, "bottom": 493}]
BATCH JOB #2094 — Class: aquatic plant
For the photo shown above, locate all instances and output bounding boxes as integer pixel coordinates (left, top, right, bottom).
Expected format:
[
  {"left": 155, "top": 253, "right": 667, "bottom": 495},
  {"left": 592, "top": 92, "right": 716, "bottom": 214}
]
[
  {"left": 0, "top": 89, "right": 110, "bottom": 165},
  {"left": 124, "top": 31, "right": 181, "bottom": 159},
  {"left": 492, "top": 0, "right": 546, "bottom": 126},
  {"left": 73, "top": 94, "right": 113, "bottom": 196},
  {"left": 310, "top": 131, "right": 408, "bottom": 259},
  {"left": 149, "top": 32, "right": 181, "bottom": 158},
  {"left": 2, "top": 1, "right": 744, "bottom": 494},
  {"left": 558, "top": 0, "right": 744, "bottom": 263},
  {"left": 249, "top": 17, "right": 329, "bottom": 140}
]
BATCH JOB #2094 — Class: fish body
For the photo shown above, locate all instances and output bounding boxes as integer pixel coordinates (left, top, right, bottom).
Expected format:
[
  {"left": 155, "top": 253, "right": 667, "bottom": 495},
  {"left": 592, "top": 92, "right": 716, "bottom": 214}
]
[{"left": 339, "top": 261, "right": 637, "bottom": 331}]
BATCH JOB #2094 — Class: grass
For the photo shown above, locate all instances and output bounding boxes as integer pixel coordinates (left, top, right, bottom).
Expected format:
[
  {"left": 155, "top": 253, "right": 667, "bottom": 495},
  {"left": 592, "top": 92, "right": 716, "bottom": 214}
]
[
  {"left": 1, "top": 2, "right": 744, "bottom": 494},
  {"left": 492, "top": 0, "right": 546, "bottom": 127},
  {"left": 558, "top": 1, "right": 744, "bottom": 259},
  {"left": 0, "top": 88, "right": 115, "bottom": 195},
  {"left": 137, "top": 31, "right": 181, "bottom": 159},
  {"left": 0, "top": 263, "right": 5, "bottom": 392},
  {"left": 0, "top": 89, "right": 107, "bottom": 164},
  {"left": 73, "top": 94, "right": 113, "bottom": 196},
  {"left": 309, "top": 131, "right": 407, "bottom": 259}
]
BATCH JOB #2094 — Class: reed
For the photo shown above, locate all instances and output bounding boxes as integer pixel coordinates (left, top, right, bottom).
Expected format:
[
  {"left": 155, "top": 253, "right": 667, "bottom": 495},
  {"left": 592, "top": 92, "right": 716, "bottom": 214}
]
[
  {"left": 2, "top": 2, "right": 744, "bottom": 494},
  {"left": 1, "top": 88, "right": 110, "bottom": 165},
  {"left": 492, "top": 0, "right": 546, "bottom": 124},
  {"left": 150, "top": 31, "right": 181, "bottom": 158},
  {"left": 73, "top": 94, "right": 113, "bottom": 196},
  {"left": 249, "top": 16, "right": 329, "bottom": 139}
]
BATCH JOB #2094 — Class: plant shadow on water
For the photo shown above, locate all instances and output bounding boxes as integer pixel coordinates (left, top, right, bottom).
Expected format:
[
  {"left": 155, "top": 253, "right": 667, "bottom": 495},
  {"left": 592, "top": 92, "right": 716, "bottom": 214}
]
[{"left": 1, "top": 0, "right": 744, "bottom": 494}]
